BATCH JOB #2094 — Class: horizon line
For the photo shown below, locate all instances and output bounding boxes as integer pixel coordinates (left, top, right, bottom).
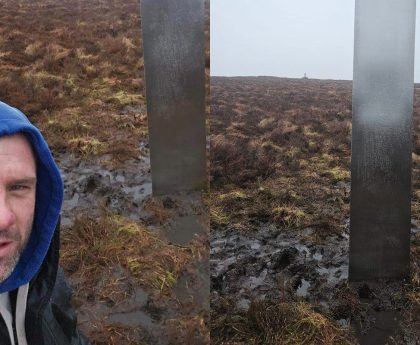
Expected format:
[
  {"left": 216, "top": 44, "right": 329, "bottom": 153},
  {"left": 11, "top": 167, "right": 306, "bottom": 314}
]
[{"left": 210, "top": 75, "right": 420, "bottom": 84}]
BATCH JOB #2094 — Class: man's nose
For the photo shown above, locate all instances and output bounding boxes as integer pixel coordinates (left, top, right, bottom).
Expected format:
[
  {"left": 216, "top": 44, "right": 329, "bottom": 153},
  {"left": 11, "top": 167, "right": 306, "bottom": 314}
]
[{"left": 0, "top": 194, "right": 15, "bottom": 229}]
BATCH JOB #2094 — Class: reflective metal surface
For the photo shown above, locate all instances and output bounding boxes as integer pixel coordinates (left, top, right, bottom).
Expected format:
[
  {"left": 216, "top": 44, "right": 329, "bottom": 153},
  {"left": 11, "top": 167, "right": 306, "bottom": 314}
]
[
  {"left": 349, "top": 0, "right": 416, "bottom": 280},
  {"left": 141, "top": 0, "right": 207, "bottom": 194}
]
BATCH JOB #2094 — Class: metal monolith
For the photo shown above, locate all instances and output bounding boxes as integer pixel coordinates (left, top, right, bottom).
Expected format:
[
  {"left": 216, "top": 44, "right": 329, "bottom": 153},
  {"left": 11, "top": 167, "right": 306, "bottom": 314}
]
[
  {"left": 141, "top": 0, "right": 207, "bottom": 194},
  {"left": 349, "top": 0, "right": 416, "bottom": 280}
]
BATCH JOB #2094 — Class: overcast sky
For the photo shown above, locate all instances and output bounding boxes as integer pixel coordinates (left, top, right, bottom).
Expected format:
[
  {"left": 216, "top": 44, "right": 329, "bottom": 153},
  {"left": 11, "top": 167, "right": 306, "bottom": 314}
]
[{"left": 211, "top": 0, "right": 420, "bottom": 82}]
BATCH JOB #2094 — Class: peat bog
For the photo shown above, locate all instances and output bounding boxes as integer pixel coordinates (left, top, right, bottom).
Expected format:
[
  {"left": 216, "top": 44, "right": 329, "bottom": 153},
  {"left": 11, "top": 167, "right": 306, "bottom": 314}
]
[{"left": 210, "top": 76, "right": 420, "bottom": 345}]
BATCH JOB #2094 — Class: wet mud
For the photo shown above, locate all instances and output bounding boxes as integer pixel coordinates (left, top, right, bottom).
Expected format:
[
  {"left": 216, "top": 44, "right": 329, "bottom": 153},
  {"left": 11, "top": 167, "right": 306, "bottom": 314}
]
[
  {"left": 163, "top": 195, "right": 209, "bottom": 246},
  {"left": 57, "top": 149, "right": 209, "bottom": 344},
  {"left": 57, "top": 148, "right": 152, "bottom": 228},
  {"left": 211, "top": 221, "right": 349, "bottom": 309},
  {"left": 211, "top": 219, "right": 420, "bottom": 344}
]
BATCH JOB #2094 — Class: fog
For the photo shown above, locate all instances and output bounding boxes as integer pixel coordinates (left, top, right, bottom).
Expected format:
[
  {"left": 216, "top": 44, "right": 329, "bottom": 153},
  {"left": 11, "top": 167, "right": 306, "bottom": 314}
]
[{"left": 211, "top": 0, "right": 420, "bottom": 82}]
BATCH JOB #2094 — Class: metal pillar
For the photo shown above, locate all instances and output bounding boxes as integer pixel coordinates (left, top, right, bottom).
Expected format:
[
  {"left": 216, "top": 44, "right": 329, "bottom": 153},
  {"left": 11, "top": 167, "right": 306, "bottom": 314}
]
[
  {"left": 140, "top": 0, "right": 207, "bottom": 195},
  {"left": 349, "top": 0, "right": 416, "bottom": 280}
]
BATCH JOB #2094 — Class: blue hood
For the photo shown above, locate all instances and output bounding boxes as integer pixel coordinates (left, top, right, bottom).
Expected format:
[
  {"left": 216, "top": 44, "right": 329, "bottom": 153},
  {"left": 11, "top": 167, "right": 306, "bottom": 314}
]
[{"left": 0, "top": 101, "right": 63, "bottom": 293}]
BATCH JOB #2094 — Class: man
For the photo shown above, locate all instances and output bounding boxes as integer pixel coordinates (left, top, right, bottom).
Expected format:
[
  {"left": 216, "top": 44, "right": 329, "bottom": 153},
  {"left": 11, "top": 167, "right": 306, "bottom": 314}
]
[{"left": 0, "top": 101, "right": 88, "bottom": 345}]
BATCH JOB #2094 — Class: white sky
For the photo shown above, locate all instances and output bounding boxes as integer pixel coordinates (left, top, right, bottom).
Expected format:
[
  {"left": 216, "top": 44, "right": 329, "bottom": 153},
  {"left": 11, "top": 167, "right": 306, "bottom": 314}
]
[{"left": 211, "top": 0, "right": 420, "bottom": 82}]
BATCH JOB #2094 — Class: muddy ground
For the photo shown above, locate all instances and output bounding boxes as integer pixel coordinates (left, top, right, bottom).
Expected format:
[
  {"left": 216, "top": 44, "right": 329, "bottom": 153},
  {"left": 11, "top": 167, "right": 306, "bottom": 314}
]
[
  {"left": 0, "top": 0, "right": 210, "bottom": 343},
  {"left": 58, "top": 146, "right": 209, "bottom": 345},
  {"left": 210, "top": 77, "right": 420, "bottom": 344},
  {"left": 211, "top": 217, "right": 419, "bottom": 344}
]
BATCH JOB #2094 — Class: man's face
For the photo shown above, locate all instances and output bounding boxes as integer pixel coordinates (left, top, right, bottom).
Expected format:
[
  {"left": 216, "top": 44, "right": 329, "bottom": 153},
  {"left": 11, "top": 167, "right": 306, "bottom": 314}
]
[{"left": 0, "top": 134, "right": 36, "bottom": 283}]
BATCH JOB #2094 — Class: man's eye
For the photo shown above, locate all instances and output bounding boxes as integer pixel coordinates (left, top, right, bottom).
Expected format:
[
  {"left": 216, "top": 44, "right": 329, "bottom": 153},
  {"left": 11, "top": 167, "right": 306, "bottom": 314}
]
[{"left": 10, "top": 185, "right": 29, "bottom": 191}]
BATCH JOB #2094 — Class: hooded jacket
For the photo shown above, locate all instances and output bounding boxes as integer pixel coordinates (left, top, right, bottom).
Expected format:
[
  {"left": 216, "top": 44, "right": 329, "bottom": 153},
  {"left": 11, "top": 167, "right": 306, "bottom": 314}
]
[{"left": 0, "top": 101, "right": 89, "bottom": 345}]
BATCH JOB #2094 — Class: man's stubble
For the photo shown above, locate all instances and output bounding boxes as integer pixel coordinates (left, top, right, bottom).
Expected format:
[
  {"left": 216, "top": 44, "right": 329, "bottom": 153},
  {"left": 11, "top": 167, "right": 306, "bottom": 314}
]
[{"left": 0, "top": 215, "right": 33, "bottom": 283}]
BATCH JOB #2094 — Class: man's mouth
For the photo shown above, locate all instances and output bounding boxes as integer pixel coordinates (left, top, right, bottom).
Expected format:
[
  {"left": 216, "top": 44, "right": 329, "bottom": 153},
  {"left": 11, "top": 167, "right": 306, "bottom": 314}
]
[{"left": 0, "top": 240, "right": 13, "bottom": 256}]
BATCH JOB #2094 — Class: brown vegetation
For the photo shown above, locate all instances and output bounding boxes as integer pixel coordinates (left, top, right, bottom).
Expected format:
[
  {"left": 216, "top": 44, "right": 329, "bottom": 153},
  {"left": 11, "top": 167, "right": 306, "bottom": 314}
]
[
  {"left": 1, "top": 0, "right": 210, "bottom": 343},
  {"left": 61, "top": 212, "right": 191, "bottom": 299},
  {"left": 0, "top": 0, "right": 147, "bottom": 161},
  {"left": 61, "top": 201, "right": 209, "bottom": 344},
  {"left": 211, "top": 77, "right": 352, "bottom": 238},
  {"left": 210, "top": 77, "right": 420, "bottom": 343},
  {"left": 0, "top": 0, "right": 210, "bottom": 163},
  {"left": 212, "top": 297, "right": 356, "bottom": 345}
]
